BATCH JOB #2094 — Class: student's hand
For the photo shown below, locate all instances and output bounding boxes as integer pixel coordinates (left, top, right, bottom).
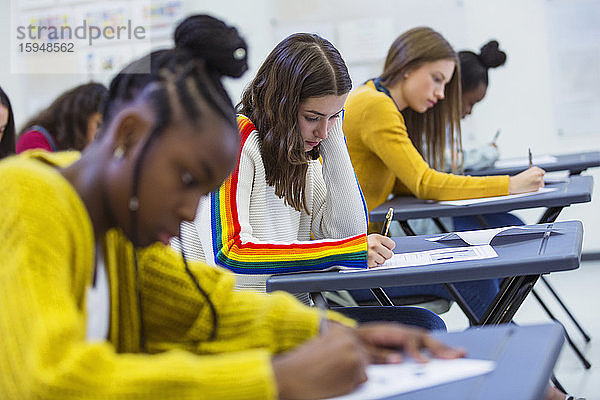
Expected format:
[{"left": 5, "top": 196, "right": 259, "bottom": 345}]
[
  {"left": 366, "top": 234, "right": 396, "bottom": 268},
  {"left": 508, "top": 166, "right": 545, "bottom": 194},
  {"left": 272, "top": 322, "right": 368, "bottom": 399},
  {"left": 355, "top": 322, "right": 466, "bottom": 364}
]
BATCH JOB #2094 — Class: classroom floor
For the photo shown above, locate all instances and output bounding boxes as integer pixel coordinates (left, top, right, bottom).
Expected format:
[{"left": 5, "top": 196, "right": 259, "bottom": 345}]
[{"left": 441, "top": 259, "right": 600, "bottom": 399}]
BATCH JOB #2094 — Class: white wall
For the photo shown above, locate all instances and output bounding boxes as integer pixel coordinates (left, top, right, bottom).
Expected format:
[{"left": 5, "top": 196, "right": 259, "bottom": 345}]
[{"left": 2, "top": 0, "right": 598, "bottom": 251}]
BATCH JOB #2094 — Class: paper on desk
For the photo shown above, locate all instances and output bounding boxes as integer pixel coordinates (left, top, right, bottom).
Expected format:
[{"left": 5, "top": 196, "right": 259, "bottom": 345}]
[
  {"left": 426, "top": 225, "right": 555, "bottom": 246},
  {"left": 341, "top": 245, "right": 497, "bottom": 273},
  {"left": 325, "top": 358, "right": 495, "bottom": 400},
  {"left": 494, "top": 155, "right": 558, "bottom": 168},
  {"left": 438, "top": 187, "right": 556, "bottom": 206}
]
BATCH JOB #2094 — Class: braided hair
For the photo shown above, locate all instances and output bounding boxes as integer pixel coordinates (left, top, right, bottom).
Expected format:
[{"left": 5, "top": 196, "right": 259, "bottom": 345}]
[
  {"left": 459, "top": 40, "right": 506, "bottom": 92},
  {"left": 100, "top": 14, "right": 248, "bottom": 347}
]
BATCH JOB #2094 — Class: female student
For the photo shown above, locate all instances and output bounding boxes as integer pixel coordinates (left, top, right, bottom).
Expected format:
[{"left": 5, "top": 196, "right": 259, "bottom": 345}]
[
  {"left": 342, "top": 27, "right": 544, "bottom": 321},
  {"left": 455, "top": 39, "right": 506, "bottom": 171},
  {"left": 182, "top": 32, "right": 447, "bottom": 329},
  {"left": 0, "top": 15, "right": 462, "bottom": 399},
  {"left": 0, "top": 86, "right": 16, "bottom": 158},
  {"left": 452, "top": 40, "right": 526, "bottom": 230},
  {"left": 186, "top": 33, "right": 396, "bottom": 289},
  {"left": 16, "top": 82, "right": 107, "bottom": 153}
]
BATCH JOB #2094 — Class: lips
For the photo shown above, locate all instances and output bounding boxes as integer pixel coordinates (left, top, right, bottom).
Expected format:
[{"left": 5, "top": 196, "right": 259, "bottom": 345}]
[
  {"left": 157, "top": 230, "right": 178, "bottom": 246},
  {"left": 305, "top": 141, "right": 320, "bottom": 148},
  {"left": 427, "top": 100, "right": 437, "bottom": 108}
]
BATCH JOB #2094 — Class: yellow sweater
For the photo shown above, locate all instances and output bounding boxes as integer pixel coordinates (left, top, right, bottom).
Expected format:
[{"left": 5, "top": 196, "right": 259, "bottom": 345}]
[
  {"left": 343, "top": 80, "right": 509, "bottom": 212},
  {"left": 0, "top": 151, "right": 353, "bottom": 399}
]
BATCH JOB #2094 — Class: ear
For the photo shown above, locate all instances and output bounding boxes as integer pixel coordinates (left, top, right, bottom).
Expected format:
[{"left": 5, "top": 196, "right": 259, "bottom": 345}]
[{"left": 111, "top": 111, "right": 154, "bottom": 158}]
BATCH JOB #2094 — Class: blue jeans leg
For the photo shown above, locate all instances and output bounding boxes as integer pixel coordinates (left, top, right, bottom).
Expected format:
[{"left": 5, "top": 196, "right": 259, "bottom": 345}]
[{"left": 332, "top": 306, "right": 447, "bottom": 331}]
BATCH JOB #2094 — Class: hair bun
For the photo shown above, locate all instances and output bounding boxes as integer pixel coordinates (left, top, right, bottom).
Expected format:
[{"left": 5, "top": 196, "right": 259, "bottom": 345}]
[
  {"left": 174, "top": 14, "right": 248, "bottom": 78},
  {"left": 478, "top": 40, "right": 506, "bottom": 69}
]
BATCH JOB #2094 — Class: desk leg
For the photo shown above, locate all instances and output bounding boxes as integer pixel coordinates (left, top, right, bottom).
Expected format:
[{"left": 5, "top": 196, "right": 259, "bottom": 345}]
[
  {"left": 532, "top": 290, "right": 592, "bottom": 369},
  {"left": 537, "top": 206, "right": 564, "bottom": 224},
  {"left": 480, "top": 275, "right": 539, "bottom": 325},
  {"left": 370, "top": 288, "right": 395, "bottom": 306},
  {"left": 443, "top": 283, "right": 480, "bottom": 325},
  {"left": 399, "top": 220, "right": 417, "bottom": 236},
  {"left": 432, "top": 217, "right": 449, "bottom": 233},
  {"left": 310, "top": 292, "right": 329, "bottom": 309}
]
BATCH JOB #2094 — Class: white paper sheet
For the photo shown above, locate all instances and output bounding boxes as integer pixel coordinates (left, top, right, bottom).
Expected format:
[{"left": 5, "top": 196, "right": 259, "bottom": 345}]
[
  {"left": 325, "top": 358, "right": 495, "bottom": 400},
  {"left": 437, "top": 187, "right": 556, "bottom": 206},
  {"left": 493, "top": 155, "right": 558, "bottom": 168},
  {"left": 425, "top": 225, "right": 557, "bottom": 246},
  {"left": 341, "top": 245, "right": 497, "bottom": 273}
]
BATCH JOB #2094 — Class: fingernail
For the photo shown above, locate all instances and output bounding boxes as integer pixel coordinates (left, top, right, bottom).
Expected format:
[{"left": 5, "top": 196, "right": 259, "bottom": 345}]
[{"left": 387, "top": 353, "right": 402, "bottom": 363}]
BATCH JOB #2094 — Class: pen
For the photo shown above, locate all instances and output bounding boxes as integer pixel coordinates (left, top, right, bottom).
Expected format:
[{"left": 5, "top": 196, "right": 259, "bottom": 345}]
[
  {"left": 381, "top": 207, "right": 394, "bottom": 237},
  {"left": 528, "top": 148, "right": 533, "bottom": 168},
  {"left": 492, "top": 129, "right": 500, "bottom": 144}
]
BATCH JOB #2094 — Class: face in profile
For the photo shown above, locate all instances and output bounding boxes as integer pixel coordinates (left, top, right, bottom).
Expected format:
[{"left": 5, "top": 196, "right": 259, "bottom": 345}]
[
  {"left": 461, "top": 82, "right": 487, "bottom": 119},
  {"left": 105, "top": 104, "right": 239, "bottom": 247},
  {"left": 297, "top": 94, "right": 347, "bottom": 152},
  {"left": 0, "top": 104, "right": 8, "bottom": 142},
  {"left": 400, "top": 59, "right": 455, "bottom": 113},
  {"left": 86, "top": 112, "right": 103, "bottom": 144}
]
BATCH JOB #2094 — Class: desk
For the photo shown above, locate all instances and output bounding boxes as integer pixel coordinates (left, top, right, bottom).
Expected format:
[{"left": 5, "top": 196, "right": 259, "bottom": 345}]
[
  {"left": 467, "top": 150, "right": 600, "bottom": 176},
  {"left": 268, "top": 221, "right": 582, "bottom": 326},
  {"left": 369, "top": 175, "right": 592, "bottom": 225},
  {"left": 392, "top": 323, "right": 564, "bottom": 400}
]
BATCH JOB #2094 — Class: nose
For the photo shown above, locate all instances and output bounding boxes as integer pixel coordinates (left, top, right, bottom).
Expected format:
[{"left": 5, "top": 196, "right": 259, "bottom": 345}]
[
  {"left": 314, "top": 119, "right": 328, "bottom": 140},
  {"left": 178, "top": 192, "right": 202, "bottom": 223},
  {"left": 435, "top": 85, "right": 445, "bottom": 100}
]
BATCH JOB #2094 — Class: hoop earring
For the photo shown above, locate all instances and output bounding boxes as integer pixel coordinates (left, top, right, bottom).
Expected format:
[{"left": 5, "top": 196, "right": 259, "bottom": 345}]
[
  {"left": 113, "top": 146, "right": 125, "bottom": 159},
  {"left": 129, "top": 197, "right": 139, "bottom": 211}
]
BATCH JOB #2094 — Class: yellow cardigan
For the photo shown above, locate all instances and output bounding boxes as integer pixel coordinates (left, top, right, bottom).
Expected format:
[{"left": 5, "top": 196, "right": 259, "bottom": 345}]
[
  {"left": 343, "top": 80, "right": 509, "bottom": 212},
  {"left": 0, "top": 151, "right": 352, "bottom": 400}
]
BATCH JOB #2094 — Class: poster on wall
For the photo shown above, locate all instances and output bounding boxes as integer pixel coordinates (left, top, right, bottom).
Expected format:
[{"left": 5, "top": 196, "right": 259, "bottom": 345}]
[{"left": 546, "top": 0, "right": 600, "bottom": 137}]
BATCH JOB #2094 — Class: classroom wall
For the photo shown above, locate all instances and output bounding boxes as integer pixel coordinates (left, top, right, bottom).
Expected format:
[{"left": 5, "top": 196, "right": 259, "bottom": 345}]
[{"left": 1, "top": 0, "right": 599, "bottom": 252}]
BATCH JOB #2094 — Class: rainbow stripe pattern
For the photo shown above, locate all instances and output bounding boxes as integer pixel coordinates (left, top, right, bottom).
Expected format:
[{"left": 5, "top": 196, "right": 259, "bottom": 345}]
[{"left": 208, "top": 115, "right": 368, "bottom": 275}]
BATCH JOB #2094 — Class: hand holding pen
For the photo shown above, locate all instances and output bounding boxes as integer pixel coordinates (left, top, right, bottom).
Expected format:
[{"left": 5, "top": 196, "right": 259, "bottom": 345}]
[{"left": 365, "top": 208, "right": 396, "bottom": 268}]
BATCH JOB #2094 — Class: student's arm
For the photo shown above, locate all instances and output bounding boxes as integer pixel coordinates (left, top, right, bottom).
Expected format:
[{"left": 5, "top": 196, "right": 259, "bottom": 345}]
[
  {"left": 0, "top": 161, "right": 294, "bottom": 400},
  {"left": 136, "top": 242, "right": 355, "bottom": 356},
  {"left": 310, "top": 117, "right": 369, "bottom": 239},
  {"left": 203, "top": 116, "right": 367, "bottom": 274},
  {"left": 360, "top": 99, "right": 508, "bottom": 201}
]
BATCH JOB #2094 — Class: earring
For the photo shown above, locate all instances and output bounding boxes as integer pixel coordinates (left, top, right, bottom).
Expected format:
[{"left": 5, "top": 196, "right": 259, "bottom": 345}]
[
  {"left": 129, "top": 197, "right": 139, "bottom": 211},
  {"left": 113, "top": 146, "right": 125, "bottom": 159}
]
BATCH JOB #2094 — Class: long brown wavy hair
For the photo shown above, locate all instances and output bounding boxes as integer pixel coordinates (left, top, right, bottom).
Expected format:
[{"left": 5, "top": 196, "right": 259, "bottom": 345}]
[
  {"left": 238, "top": 33, "right": 352, "bottom": 212},
  {"left": 380, "top": 27, "right": 462, "bottom": 172}
]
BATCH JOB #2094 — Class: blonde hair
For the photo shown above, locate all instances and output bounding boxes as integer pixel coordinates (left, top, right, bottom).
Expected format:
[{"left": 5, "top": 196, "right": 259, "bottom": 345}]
[{"left": 381, "top": 27, "right": 462, "bottom": 172}]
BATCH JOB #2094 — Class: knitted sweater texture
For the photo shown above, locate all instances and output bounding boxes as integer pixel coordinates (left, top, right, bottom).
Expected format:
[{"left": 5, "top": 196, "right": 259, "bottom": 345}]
[{"left": 0, "top": 151, "right": 353, "bottom": 399}]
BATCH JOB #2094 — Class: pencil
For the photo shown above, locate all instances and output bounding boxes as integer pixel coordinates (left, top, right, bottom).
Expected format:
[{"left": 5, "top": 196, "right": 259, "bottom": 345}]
[
  {"left": 381, "top": 207, "right": 394, "bottom": 237},
  {"left": 492, "top": 129, "right": 500, "bottom": 144},
  {"left": 528, "top": 148, "right": 533, "bottom": 168}
]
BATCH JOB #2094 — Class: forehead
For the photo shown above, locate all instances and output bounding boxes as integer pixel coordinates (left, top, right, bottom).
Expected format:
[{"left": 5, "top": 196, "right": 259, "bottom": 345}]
[
  {"left": 415, "top": 59, "right": 456, "bottom": 77},
  {"left": 464, "top": 82, "right": 487, "bottom": 102},
  {"left": 299, "top": 94, "right": 347, "bottom": 115}
]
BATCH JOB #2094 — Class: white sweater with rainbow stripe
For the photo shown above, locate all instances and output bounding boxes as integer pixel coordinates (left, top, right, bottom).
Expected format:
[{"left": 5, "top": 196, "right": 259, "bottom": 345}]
[{"left": 180, "top": 115, "right": 368, "bottom": 293}]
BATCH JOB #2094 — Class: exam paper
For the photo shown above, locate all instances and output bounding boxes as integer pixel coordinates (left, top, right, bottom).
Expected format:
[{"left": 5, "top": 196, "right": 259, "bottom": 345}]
[
  {"left": 494, "top": 155, "right": 558, "bottom": 168},
  {"left": 325, "top": 358, "right": 495, "bottom": 400},
  {"left": 341, "top": 245, "right": 497, "bottom": 272},
  {"left": 426, "top": 225, "right": 557, "bottom": 246},
  {"left": 438, "top": 187, "right": 556, "bottom": 206}
]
